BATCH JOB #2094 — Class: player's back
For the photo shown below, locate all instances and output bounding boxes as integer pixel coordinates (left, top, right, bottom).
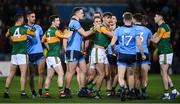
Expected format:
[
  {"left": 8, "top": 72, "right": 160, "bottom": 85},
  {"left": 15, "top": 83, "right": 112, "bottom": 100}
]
[
  {"left": 8, "top": 25, "right": 29, "bottom": 54},
  {"left": 115, "top": 25, "right": 138, "bottom": 55},
  {"left": 133, "top": 24, "right": 152, "bottom": 53}
]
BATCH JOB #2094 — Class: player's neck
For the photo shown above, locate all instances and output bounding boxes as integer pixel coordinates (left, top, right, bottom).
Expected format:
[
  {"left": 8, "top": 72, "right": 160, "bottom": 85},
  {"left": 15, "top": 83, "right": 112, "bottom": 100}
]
[
  {"left": 51, "top": 25, "right": 57, "bottom": 29},
  {"left": 15, "top": 22, "right": 22, "bottom": 26},
  {"left": 72, "top": 15, "right": 79, "bottom": 21},
  {"left": 158, "top": 20, "right": 164, "bottom": 26},
  {"left": 124, "top": 22, "right": 132, "bottom": 26},
  {"left": 27, "top": 22, "right": 34, "bottom": 26},
  {"left": 111, "top": 24, "right": 116, "bottom": 30},
  {"left": 134, "top": 22, "right": 141, "bottom": 25}
]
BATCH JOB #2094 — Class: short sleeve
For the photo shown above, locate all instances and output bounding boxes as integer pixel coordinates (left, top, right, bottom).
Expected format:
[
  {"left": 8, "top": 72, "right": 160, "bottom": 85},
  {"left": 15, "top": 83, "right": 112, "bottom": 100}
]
[
  {"left": 38, "top": 26, "right": 44, "bottom": 36},
  {"left": 41, "top": 34, "right": 47, "bottom": 42},
  {"left": 114, "top": 28, "right": 119, "bottom": 38},
  {"left": 55, "top": 30, "right": 64, "bottom": 38}
]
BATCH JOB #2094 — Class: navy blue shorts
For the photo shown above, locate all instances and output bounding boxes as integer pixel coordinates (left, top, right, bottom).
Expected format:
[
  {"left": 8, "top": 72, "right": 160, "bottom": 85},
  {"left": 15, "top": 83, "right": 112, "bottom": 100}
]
[
  {"left": 29, "top": 53, "right": 44, "bottom": 64},
  {"left": 107, "top": 54, "right": 117, "bottom": 65},
  {"left": 66, "top": 50, "right": 85, "bottom": 62},
  {"left": 117, "top": 53, "right": 136, "bottom": 67},
  {"left": 136, "top": 52, "right": 150, "bottom": 64}
]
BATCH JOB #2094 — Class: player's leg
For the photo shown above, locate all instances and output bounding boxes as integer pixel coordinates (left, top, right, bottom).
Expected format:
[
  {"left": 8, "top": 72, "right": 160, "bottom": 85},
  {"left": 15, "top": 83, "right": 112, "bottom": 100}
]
[
  {"left": 126, "top": 66, "right": 135, "bottom": 99},
  {"left": 105, "top": 64, "right": 112, "bottom": 96},
  {"left": 28, "top": 64, "right": 36, "bottom": 97},
  {"left": 19, "top": 63, "right": 28, "bottom": 98},
  {"left": 94, "top": 63, "right": 105, "bottom": 99},
  {"left": 37, "top": 59, "right": 45, "bottom": 96},
  {"left": 78, "top": 59, "right": 89, "bottom": 97},
  {"left": 63, "top": 62, "right": 77, "bottom": 96},
  {"left": 160, "top": 63, "right": 170, "bottom": 99},
  {"left": 76, "top": 67, "right": 81, "bottom": 89},
  {"left": 134, "top": 65, "right": 141, "bottom": 99},
  {"left": 110, "top": 55, "right": 118, "bottom": 96},
  {"left": 117, "top": 65, "right": 127, "bottom": 101},
  {"left": 44, "top": 68, "right": 55, "bottom": 97},
  {"left": 54, "top": 64, "right": 64, "bottom": 95},
  {"left": 141, "top": 64, "right": 149, "bottom": 99},
  {"left": 3, "top": 64, "right": 17, "bottom": 98},
  {"left": 18, "top": 54, "right": 28, "bottom": 98}
]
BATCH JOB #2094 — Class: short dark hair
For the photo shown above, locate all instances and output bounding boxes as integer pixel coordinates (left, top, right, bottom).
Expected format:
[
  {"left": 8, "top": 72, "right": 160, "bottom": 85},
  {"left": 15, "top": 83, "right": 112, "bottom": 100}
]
[
  {"left": 133, "top": 13, "right": 142, "bottom": 22},
  {"left": 122, "top": 12, "right": 132, "bottom": 21},
  {"left": 103, "top": 12, "right": 112, "bottom": 18},
  {"left": 26, "top": 10, "right": 35, "bottom": 16},
  {"left": 156, "top": 11, "right": 165, "bottom": 19},
  {"left": 14, "top": 13, "right": 24, "bottom": 22},
  {"left": 49, "top": 15, "right": 59, "bottom": 23},
  {"left": 72, "top": 7, "right": 83, "bottom": 15},
  {"left": 94, "top": 11, "right": 102, "bottom": 16}
]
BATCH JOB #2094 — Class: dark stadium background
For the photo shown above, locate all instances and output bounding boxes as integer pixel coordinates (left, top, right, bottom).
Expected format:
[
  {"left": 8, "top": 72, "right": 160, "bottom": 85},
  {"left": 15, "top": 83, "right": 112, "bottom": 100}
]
[{"left": 0, "top": 0, "right": 180, "bottom": 74}]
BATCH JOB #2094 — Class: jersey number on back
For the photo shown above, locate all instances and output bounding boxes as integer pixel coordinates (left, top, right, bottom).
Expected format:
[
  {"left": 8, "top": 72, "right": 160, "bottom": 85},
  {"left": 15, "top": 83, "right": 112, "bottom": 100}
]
[
  {"left": 122, "top": 35, "right": 133, "bottom": 46},
  {"left": 140, "top": 32, "right": 144, "bottom": 42},
  {"left": 13, "top": 28, "right": 21, "bottom": 38}
]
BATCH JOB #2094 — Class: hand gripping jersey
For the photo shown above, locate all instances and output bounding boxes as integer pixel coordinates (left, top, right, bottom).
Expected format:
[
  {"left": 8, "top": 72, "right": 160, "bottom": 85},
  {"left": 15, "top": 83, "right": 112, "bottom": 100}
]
[
  {"left": 93, "top": 25, "right": 111, "bottom": 49},
  {"left": 25, "top": 24, "right": 44, "bottom": 54}
]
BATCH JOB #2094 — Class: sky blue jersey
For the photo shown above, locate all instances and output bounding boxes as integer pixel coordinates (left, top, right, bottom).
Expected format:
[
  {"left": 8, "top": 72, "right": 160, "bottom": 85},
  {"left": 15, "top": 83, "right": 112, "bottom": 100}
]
[
  {"left": 26, "top": 24, "right": 44, "bottom": 54},
  {"left": 67, "top": 18, "right": 82, "bottom": 51},
  {"left": 114, "top": 25, "right": 139, "bottom": 55},
  {"left": 133, "top": 24, "right": 152, "bottom": 54}
]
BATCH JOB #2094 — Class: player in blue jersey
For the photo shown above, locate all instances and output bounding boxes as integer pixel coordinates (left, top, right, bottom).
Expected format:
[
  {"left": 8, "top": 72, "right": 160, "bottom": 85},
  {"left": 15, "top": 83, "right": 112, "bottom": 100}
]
[
  {"left": 132, "top": 13, "right": 152, "bottom": 99},
  {"left": 60, "top": 7, "right": 94, "bottom": 98},
  {"left": 110, "top": 12, "right": 146, "bottom": 101},
  {"left": 25, "top": 11, "right": 45, "bottom": 97}
]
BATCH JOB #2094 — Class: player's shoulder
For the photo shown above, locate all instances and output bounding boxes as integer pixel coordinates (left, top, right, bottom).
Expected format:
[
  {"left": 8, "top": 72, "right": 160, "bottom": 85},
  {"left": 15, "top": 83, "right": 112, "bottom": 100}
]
[{"left": 34, "top": 24, "right": 43, "bottom": 30}]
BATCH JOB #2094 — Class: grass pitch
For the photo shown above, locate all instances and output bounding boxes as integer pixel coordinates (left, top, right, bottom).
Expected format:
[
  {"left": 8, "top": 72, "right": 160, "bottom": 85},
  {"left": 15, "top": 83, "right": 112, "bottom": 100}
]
[{"left": 0, "top": 74, "right": 180, "bottom": 103}]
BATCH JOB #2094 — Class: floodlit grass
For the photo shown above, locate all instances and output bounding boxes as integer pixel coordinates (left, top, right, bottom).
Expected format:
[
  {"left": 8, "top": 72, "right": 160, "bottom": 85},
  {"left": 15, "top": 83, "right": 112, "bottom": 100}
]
[{"left": 0, "top": 74, "right": 180, "bottom": 103}]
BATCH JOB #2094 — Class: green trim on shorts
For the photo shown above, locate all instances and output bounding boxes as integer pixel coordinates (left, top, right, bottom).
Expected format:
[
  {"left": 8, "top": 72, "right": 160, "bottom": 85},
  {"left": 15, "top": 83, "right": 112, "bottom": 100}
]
[
  {"left": 55, "top": 57, "right": 58, "bottom": 64},
  {"left": 95, "top": 48, "right": 98, "bottom": 63},
  {"left": 164, "top": 54, "right": 167, "bottom": 64}
]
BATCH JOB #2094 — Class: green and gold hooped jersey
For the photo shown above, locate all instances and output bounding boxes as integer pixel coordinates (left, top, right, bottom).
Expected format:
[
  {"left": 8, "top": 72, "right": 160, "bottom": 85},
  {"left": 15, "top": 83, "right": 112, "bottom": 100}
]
[
  {"left": 42, "top": 27, "right": 64, "bottom": 57},
  {"left": 6, "top": 25, "right": 35, "bottom": 55},
  {"left": 156, "top": 23, "right": 173, "bottom": 54},
  {"left": 93, "top": 25, "right": 111, "bottom": 48}
]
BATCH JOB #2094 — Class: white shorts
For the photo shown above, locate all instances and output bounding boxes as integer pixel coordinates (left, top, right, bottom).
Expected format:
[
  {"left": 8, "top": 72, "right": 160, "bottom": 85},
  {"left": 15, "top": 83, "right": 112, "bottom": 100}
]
[
  {"left": 89, "top": 56, "right": 95, "bottom": 69},
  {"left": 46, "top": 57, "right": 61, "bottom": 69},
  {"left": 159, "top": 53, "right": 173, "bottom": 65},
  {"left": 90, "top": 48, "right": 109, "bottom": 67},
  {"left": 11, "top": 54, "right": 28, "bottom": 65}
]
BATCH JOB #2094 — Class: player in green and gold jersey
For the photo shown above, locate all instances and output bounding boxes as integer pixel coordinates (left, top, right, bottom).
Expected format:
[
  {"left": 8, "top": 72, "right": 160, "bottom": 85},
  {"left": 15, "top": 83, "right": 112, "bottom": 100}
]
[
  {"left": 41, "top": 15, "right": 73, "bottom": 98},
  {"left": 3, "top": 14, "right": 35, "bottom": 98},
  {"left": 151, "top": 12, "right": 179, "bottom": 100}
]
